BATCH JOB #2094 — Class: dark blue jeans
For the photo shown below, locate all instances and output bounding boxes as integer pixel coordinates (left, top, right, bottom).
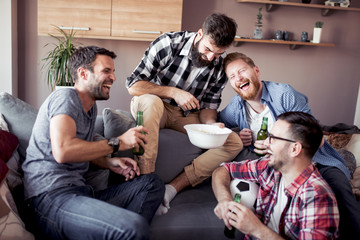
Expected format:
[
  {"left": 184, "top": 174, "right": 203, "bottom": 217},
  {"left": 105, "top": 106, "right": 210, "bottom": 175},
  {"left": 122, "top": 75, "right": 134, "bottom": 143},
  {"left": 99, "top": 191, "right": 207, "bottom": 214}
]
[{"left": 26, "top": 174, "right": 164, "bottom": 240}]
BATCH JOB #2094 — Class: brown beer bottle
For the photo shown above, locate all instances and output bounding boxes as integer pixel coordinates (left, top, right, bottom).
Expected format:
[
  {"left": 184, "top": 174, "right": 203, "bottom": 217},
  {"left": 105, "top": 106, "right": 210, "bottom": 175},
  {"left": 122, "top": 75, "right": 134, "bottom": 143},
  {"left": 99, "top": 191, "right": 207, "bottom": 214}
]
[{"left": 132, "top": 111, "right": 145, "bottom": 156}]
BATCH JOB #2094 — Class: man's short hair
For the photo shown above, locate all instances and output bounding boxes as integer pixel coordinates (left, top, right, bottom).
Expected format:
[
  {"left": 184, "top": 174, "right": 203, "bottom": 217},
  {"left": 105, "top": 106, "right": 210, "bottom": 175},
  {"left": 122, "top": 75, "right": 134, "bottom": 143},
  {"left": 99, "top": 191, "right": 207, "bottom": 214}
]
[
  {"left": 69, "top": 46, "right": 117, "bottom": 82},
  {"left": 277, "top": 112, "right": 323, "bottom": 158},
  {"left": 202, "top": 13, "right": 237, "bottom": 48},
  {"left": 223, "top": 52, "right": 256, "bottom": 72}
]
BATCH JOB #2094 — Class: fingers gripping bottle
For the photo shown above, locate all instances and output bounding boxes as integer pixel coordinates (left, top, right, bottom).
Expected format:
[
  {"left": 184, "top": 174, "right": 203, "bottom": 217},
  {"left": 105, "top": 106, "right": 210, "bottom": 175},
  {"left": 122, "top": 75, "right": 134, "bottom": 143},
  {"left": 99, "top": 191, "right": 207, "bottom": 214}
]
[
  {"left": 224, "top": 193, "right": 241, "bottom": 238},
  {"left": 256, "top": 116, "right": 268, "bottom": 156},
  {"left": 132, "top": 111, "right": 145, "bottom": 156}
]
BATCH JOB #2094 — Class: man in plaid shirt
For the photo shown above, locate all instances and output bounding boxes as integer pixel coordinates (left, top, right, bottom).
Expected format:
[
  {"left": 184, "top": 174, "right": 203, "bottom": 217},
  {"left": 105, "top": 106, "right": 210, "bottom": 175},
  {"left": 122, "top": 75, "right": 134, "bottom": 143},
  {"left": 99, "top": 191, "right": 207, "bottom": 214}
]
[
  {"left": 218, "top": 52, "right": 360, "bottom": 239},
  {"left": 213, "top": 112, "right": 339, "bottom": 240},
  {"left": 126, "top": 13, "right": 242, "bottom": 214}
]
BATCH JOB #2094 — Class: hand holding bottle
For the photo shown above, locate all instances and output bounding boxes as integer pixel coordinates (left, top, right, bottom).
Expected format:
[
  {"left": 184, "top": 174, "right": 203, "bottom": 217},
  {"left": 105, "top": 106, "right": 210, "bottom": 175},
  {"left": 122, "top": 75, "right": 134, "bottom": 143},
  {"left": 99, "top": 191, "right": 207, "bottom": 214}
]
[{"left": 255, "top": 117, "right": 268, "bottom": 156}]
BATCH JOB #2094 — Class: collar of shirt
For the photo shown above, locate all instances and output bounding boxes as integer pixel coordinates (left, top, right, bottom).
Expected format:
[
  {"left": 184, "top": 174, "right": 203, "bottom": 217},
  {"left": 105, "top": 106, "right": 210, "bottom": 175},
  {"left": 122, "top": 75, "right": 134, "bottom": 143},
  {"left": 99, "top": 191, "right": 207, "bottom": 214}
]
[
  {"left": 180, "top": 32, "right": 221, "bottom": 66},
  {"left": 284, "top": 163, "right": 315, "bottom": 198}
]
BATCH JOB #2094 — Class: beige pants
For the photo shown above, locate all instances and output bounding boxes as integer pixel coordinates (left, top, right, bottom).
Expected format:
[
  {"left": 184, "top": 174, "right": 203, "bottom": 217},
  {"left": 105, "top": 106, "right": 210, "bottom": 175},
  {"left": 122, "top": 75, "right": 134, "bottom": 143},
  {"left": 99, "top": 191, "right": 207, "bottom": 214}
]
[{"left": 130, "top": 94, "right": 243, "bottom": 186}]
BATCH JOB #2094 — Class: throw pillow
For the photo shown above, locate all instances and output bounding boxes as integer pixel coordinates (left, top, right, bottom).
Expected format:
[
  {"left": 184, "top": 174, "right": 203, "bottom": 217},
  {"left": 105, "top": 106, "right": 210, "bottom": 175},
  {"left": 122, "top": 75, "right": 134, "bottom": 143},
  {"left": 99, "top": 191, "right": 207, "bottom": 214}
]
[
  {"left": 0, "top": 113, "right": 8, "bottom": 130},
  {"left": 0, "top": 92, "right": 38, "bottom": 162},
  {"left": 0, "top": 180, "right": 34, "bottom": 240},
  {"left": 0, "top": 129, "right": 19, "bottom": 163},
  {"left": 103, "top": 108, "right": 135, "bottom": 158},
  {"left": 103, "top": 108, "right": 135, "bottom": 138},
  {"left": 0, "top": 114, "right": 23, "bottom": 190},
  {"left": 325, "top": 133, "right": 360, "bottom": 200}
]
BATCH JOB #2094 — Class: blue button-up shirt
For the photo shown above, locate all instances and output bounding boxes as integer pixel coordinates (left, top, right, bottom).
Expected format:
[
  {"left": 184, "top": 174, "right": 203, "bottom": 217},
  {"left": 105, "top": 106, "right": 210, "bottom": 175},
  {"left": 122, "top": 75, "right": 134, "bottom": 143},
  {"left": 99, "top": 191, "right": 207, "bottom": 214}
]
[{"left": 219, "top": 81, "right": 350, "bottom": 179}]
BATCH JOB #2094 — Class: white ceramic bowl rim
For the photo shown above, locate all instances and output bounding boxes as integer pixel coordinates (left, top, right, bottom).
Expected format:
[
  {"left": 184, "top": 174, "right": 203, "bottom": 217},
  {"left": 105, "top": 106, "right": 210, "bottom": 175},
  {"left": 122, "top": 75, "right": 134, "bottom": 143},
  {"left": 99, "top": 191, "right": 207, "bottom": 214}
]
[{"left": 184, "top": 124, "right": 232, "bottom": 135}]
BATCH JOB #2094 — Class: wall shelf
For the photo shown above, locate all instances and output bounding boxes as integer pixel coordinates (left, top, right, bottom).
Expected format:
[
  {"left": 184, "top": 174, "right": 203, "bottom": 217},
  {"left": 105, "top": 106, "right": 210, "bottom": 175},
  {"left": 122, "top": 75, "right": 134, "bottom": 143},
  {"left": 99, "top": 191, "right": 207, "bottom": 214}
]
[
  {"left": 237, "top": 0, "right": 360, "bottom": 16},
  {"left": 234, "top": 38, "right": 335, "bottom": 50}
]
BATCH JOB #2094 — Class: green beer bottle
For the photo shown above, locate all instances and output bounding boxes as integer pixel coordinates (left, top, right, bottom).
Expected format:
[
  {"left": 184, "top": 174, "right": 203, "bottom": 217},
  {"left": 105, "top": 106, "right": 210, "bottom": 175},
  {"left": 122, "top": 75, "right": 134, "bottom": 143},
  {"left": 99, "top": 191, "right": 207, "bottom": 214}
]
[
  {"left": 224, "top": 193, "right": 241, "bottom": 238},
  {"left": 256, "top": 117, "right": 268, "bottom": 156},
  {"left": 132, "top": 111, "right": 145, "bottom": 156}
]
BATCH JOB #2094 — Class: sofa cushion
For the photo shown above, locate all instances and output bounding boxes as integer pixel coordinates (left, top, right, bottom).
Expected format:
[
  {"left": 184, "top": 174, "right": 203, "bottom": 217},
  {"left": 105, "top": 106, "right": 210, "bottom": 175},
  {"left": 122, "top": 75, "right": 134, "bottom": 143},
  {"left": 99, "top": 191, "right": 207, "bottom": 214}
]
[
  {"left": 103, "top": 108, "right": 136, "bottom": 138},
  {"left": 155, "top": 129, "right": 203, "bottom": 183},
  {"left": 0, "top": 92, "right": 38, "bottom": 162},
  {"left": 102, "top": 108, "right": 136, "bottom": 158},
  {"left": 150, "top": 179, "right": 240, "bottom": 240}
]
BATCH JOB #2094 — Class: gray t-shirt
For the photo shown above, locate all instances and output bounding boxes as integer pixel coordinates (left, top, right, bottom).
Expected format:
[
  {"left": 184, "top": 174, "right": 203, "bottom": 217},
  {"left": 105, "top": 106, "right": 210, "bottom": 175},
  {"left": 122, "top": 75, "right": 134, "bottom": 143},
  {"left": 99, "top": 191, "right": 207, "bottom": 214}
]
[{"left": 23, "top": 88, "right": 97, "bottom": 199}]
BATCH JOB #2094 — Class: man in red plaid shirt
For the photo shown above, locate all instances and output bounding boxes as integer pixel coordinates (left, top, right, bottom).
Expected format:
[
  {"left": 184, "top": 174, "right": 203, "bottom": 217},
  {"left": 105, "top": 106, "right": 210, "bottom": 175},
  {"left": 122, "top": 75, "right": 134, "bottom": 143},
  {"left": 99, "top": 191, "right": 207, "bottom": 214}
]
[{"left": 213, "top": 112, "right": 339, "bottom": 240}]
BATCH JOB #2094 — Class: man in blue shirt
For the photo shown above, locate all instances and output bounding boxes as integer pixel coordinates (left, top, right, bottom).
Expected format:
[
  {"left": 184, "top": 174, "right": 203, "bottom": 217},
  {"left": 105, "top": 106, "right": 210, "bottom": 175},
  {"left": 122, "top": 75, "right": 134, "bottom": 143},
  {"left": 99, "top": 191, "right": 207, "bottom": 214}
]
[{"left": 218, "top": 52, "right": 360, "bottom": 239}]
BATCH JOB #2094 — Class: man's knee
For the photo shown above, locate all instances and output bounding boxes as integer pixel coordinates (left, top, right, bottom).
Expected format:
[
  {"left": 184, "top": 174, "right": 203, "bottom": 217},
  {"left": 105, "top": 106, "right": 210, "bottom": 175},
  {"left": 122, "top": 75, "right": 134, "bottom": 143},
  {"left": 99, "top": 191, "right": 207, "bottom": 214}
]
[{"left": 132, "top": 94, "right": 164, "bottom": 120}]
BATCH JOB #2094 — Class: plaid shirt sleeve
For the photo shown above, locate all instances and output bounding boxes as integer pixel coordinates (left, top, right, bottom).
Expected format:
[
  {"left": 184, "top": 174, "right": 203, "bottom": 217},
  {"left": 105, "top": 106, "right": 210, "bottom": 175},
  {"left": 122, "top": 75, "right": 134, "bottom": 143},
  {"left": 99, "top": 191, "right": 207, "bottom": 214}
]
[
  {"left": 126, "top": 34, "right": 174, "bottom": 88},
  {"left": 224, "top": 159, "right": 269, "bottom": 181}
]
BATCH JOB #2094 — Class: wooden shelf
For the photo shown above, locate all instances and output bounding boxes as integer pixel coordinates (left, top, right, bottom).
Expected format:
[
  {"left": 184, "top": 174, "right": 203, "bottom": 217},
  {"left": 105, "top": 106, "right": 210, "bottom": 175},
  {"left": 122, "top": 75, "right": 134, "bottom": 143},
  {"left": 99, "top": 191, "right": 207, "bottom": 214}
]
[
  {"left": 237, "top": 0, "right": 360, "bottom": 16},
  {"left": 234, "top": 38, "right": 335, "bottom": 50}
]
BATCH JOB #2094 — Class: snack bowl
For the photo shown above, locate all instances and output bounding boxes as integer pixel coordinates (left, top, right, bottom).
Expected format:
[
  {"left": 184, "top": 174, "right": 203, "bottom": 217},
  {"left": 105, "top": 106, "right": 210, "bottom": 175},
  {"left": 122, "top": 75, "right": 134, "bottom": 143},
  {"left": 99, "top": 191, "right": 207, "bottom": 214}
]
[{"left": 184, "top": 124, "right": 232, "bottom": 149}]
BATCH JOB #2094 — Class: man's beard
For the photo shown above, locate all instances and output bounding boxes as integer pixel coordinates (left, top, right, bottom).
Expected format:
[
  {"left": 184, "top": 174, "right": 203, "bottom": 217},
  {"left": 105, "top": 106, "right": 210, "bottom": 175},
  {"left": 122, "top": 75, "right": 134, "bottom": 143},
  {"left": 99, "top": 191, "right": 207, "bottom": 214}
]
[
  {"left": 237, "top": 78, "right": 261, "bottom": 101},
  {"left": 191, "top": 40, "right": 212, "bottom": 68},
  {"left": 268, "top": 146, "right": 289, "bottom": 171},
  {"left": 88, "top": 75, "right": 111, "bottom": 100}
]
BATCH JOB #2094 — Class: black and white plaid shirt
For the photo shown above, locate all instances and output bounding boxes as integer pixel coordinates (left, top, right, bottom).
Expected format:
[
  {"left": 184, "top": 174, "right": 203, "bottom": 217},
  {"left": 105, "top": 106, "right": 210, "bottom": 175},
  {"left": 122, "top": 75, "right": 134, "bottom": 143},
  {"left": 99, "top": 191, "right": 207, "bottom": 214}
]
[{"left": 126, "top": 31, "right": 228, "bottom": 110}]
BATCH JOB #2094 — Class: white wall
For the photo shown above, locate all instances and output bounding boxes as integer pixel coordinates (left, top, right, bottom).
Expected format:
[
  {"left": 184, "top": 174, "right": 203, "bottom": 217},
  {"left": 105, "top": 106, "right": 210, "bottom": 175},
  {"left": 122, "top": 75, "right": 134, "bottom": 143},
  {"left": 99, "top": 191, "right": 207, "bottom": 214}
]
[
  {"left": 0, "top": 0, "right": 17, "bottom": 96},
  {"left": 354, "top": 83, "right": 360, "bottom": 127}
]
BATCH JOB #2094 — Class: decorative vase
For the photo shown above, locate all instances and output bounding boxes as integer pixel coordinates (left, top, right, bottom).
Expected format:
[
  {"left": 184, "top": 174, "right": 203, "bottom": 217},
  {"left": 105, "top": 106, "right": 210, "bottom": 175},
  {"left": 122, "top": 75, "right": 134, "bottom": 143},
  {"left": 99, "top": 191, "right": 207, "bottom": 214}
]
[
  {"left": 312, "top": 28, "right": 322, "bottom": 43},
  {"left": 253, "top": 26, "right": 263, "bottom": 39}
]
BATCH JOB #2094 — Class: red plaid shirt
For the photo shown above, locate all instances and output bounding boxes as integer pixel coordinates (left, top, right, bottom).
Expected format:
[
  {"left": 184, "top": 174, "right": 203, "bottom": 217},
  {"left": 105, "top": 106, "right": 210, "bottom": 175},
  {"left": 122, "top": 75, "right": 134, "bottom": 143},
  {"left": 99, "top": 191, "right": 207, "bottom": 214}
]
[{"left": 224, "top": 159, "right": 339, "bottom": 240}]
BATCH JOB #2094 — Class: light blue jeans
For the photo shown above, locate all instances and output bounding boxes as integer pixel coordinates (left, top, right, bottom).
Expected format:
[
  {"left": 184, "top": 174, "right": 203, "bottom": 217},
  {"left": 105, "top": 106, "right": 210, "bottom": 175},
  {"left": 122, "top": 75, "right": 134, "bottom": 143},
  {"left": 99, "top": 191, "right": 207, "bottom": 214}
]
[{"left": 26, "top": 174, "right": 164, "bottom": 240}]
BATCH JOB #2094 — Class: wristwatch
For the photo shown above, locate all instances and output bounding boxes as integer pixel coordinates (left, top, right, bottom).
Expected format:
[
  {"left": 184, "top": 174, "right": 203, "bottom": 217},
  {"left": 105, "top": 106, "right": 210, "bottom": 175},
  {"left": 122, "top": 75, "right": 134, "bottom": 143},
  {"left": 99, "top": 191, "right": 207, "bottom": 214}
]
[{"left": 108, "top": 137, "right": 120, "bottom": 154}]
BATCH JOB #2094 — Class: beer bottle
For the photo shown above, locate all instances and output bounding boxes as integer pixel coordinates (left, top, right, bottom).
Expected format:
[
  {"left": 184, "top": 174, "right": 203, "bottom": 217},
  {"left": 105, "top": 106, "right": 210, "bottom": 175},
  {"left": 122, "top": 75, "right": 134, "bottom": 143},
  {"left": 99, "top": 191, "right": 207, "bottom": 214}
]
[
  {"left": 256, "top": 117, "right": 268, "bottom": 156},
  {"left": 132, "top": 111, "right": 145, "bottom": 156},
  {"left": 224, "top": 193, "right": 241, "bottom": 238}
]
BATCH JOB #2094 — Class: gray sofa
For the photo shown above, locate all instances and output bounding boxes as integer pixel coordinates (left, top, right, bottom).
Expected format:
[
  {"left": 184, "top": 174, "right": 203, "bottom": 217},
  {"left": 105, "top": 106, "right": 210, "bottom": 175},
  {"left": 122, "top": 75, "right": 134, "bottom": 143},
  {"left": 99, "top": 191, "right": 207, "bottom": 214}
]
[{"left": 0, "top": 92, "right": 234, "bottom": 240}]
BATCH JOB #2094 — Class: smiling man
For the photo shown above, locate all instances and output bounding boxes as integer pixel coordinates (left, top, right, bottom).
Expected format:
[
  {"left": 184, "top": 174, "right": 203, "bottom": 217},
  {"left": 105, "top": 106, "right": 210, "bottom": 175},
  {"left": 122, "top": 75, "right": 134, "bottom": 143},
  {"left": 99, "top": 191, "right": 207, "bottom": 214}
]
[
  {"left": 126, "top": 13, "right": 242, "bottom": 214},
  {"left": 22, "top": 46, "right": 164, "bottom": 240},
  {"left": 213, "top": 112, "right": 339, "bottom": 240},
  {"left": 218, "top": 52, "right": 360, "bottom": 239}
]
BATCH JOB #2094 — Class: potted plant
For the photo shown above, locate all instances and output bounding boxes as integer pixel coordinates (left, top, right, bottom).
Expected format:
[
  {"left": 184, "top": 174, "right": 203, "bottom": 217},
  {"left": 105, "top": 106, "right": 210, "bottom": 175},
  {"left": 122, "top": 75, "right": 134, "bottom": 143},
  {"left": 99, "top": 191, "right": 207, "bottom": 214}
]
[
  {"left": 253, "top": 7, "right": 263, "bottom": 39},
  {"left": 41, "top": 26, "right": 78, "bottom": 91},
  {"left": 312, "top": 21, "right": 323, "bottom": 43}
]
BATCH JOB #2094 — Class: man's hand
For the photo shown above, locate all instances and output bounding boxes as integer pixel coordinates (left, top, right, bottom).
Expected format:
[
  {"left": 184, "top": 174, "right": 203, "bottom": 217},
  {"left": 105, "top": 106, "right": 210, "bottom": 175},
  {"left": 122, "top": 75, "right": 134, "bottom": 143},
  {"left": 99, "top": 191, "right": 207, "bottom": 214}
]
[
  {"left": 118, "top": 126, "right": 148, "bottom": 151},
  {"left": 227, "top": 202, "right": 284, "bottom": 240},
  {"left": 254, "top": 139, "right": 268, "bottom": 156},
  {"left": 239, "top": 128, "right": 253, "bottom": 147},
  {"left": 107, "top": 157, "right": 140, "bottom": 181},
  {"left": 214, "top": 198, "right": 234, "bottom": 230},
  {"left": 172, "top": 88, "right": 200, "bottom": 111}
]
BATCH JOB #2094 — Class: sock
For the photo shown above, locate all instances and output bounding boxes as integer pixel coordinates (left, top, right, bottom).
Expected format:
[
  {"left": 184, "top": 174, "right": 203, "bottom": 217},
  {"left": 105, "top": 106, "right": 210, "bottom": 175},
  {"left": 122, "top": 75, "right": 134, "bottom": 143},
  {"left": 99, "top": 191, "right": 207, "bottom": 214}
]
[
  {"left": 163, "top": 184, "right": 177, "bottom": 209},
  {"left": 155, "top": 203, "right": 169, "bottom": 215}
]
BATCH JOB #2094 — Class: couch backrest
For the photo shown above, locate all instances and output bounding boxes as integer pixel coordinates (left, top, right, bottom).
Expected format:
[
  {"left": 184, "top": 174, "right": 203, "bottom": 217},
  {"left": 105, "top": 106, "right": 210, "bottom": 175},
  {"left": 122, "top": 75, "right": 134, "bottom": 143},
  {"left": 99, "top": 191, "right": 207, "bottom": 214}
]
[{"left": 0, "top": 92, "right": 38, "bottom": 162}]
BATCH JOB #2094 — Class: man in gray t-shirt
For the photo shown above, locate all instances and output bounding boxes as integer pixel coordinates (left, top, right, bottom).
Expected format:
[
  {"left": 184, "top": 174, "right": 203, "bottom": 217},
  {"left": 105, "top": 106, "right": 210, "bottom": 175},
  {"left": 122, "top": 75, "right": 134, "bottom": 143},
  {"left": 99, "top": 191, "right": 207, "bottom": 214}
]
[{"left": 22, "top": 46, "right": 164, "bottom": 240}]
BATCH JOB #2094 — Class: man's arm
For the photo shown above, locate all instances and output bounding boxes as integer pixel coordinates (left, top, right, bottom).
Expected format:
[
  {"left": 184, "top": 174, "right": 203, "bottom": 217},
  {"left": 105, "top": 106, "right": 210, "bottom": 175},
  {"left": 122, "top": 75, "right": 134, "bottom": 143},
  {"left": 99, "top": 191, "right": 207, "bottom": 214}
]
[
  {"left": 212, "top": 166, "right": 235, "bottom": 229},
  {"left": 128, "top": 81, "right": 200, "bottom": 111},
  {"left": 50, "top": 114, "right": 148, "bottom": 164},
  {"left": 50, "top": 114, "right": 112, "bottom": 163}
]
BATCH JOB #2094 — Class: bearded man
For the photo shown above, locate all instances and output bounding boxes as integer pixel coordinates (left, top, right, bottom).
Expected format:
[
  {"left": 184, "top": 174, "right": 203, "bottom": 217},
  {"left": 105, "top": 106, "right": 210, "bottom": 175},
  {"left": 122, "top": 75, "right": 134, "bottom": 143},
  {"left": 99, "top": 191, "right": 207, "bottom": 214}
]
[
  {"left": 126, "top": 13, "right": 243, "bottom": 215},
  {"left": 218, "top": 52, "right": 360, "bottom": 240}
]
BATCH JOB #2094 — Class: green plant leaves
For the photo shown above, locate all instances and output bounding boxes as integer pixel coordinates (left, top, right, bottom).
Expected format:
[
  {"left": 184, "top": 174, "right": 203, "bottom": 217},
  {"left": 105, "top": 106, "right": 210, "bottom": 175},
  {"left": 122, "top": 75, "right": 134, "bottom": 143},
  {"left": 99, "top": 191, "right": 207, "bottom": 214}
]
[{"left": 41, "top": 26, "right": 78, "bottom": 91}]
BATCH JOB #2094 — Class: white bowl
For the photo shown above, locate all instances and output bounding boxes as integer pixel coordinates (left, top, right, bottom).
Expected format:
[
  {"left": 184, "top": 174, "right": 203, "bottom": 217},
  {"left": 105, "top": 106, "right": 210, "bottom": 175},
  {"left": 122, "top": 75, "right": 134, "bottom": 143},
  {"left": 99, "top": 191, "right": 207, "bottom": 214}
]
[{"left": 184, "top": 124, "right": 232, "bottom": 149}]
